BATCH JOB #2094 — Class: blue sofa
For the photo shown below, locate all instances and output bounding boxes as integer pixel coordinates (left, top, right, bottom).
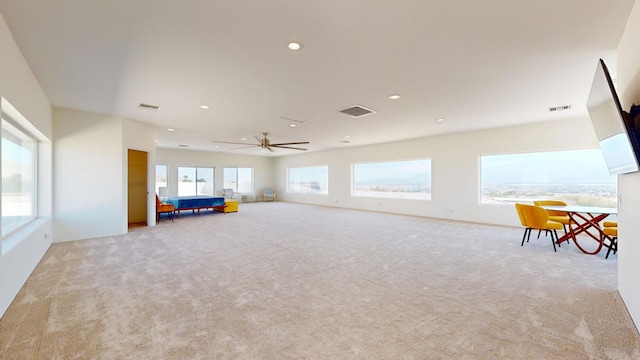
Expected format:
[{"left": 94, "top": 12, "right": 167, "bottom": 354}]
[{"left": 167, "top": 196, "right": 226, "bottom": 217}]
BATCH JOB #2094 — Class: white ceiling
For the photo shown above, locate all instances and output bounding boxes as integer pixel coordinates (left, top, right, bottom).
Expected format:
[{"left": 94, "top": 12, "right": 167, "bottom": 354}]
[{"left": 0, "top": 0, "right": 635, "bottom": 156}]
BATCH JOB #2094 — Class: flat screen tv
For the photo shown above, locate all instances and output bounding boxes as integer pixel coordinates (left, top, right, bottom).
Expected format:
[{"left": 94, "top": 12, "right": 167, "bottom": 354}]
[{"left": 587, "top": 58, "right": 640, "bottom": 175}]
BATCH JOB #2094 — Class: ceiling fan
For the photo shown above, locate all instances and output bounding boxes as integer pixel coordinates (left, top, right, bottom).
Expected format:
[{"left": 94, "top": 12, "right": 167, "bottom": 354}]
[{"left": 212, "top": 132, "right": 309, "bottom": 152}]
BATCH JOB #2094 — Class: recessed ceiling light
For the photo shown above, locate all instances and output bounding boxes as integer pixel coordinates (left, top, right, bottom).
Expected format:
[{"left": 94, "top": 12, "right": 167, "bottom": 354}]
[
  {"left": 436, "top": 118, "right": 445, "bottom": 122},
  {"left": 389, "top": 94, "right": 401, "bottom": 100},
  {"left": 290, "top": 124, "right": 297, "bottom": 127},
  {"left": 345, "top": 135, "right": 350, "bottom": 138},
  {"left": 200, "top": 105, "right": 211, "bottom": 109},
  {"left": 288, "top": 41, "right": 303, "bottom": 51},
  {"left": 168, "top": 128, "right": 176, "bottom": 131},
  {"left": 241, "top": 137, "right": 248, "bottom": 141}
]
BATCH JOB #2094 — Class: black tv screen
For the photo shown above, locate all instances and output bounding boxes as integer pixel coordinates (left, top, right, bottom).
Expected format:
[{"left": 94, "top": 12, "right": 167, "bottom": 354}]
[{"left": 587, "top": 59, "right": 640, "bottom": 175}]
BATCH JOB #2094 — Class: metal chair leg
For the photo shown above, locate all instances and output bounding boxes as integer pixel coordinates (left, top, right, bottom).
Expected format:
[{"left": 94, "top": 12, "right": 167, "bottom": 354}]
[{"left": 550, "top": 230, "right": 558, "bottom": 252}]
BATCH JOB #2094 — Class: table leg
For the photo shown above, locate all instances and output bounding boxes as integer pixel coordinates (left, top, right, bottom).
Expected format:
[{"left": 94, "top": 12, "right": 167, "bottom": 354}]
[{"left": 562, "top": 212, "right": 608, "bottom": 255}]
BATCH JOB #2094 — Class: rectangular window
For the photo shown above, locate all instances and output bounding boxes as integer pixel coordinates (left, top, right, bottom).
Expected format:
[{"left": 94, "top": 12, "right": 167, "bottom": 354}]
[
  {"left": 223, "top": 167, "right": 253, "bottom": 193},
  {"left": 480, "top": 149, "right": 617, "bottom": 207},
  {"left": 155, "top": 164, "right": 168, "bottom": 197},
  {"left": 353, "top": 159, "right": 432, "bottom": 200},
  {"left": 2, "top": 118, "right": 37, "bottom": 237},
  {"left": 177, "top": 166, "right": 214, "bottom": 196},
  {"left": 287, "top": 166, "right": 328, "bottom": 194}
]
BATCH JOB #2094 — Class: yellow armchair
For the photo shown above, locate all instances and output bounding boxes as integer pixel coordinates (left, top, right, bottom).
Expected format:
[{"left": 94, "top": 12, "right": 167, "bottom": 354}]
[{"left": 516, "top": 203, "right": 563, "bottom": 252}]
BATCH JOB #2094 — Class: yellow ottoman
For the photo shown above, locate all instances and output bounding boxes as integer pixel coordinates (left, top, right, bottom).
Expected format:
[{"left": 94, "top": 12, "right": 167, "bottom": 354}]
[{"left": 224, "top": 200, "right": 238, "bottom": 213}]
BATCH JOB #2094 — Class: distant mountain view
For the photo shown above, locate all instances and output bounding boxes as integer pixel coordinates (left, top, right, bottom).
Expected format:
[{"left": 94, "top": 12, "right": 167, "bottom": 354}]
[
  {"left": 353, "top": 159, "right": 432, "bottom": 199},
  {"left": 481, "top": 149, "right": 617, "bottom": 207}
]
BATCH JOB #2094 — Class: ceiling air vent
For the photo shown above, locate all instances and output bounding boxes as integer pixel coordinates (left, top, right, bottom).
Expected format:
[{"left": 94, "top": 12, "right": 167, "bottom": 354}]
[
  {"left": 339, "top": 105, "right": 376, "bottom": 118},
  {"left": 549, "top": 105, "right": 571, "bottom": 112},
  {"left": 139, "top": 103, "right": 161, "bottom": 111}
]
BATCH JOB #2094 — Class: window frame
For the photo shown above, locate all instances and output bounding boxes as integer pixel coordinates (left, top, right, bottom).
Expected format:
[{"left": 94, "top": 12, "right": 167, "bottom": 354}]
[
  {"left": 287, "top": 165, "right": 329, "bottom": 195},
  {"left": 223, "top": 167, "right": 254, "bottom": 194},
  {"left": 2, "top": 115, "right": 38, "bottom": 239},
  {"left": 177, "top": 166, "right": 215, "bottom": 197},
  {"left": 155, "top": 164, "right": 168, "bottom": 198},
  {"left": 351, "top": 158, "right": 432, "bottom": 200},
  {"left": 479, "top": 149, "right": 617, "bottom": 207}
]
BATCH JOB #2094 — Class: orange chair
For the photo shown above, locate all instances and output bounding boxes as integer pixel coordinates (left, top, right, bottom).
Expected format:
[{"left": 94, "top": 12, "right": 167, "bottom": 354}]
[
  {"left": 515, "top": 203, "right": 551, "bottom": 243},
  {"left": 156, "top": 194, "right": 175, "bottom": 222},
  {"left": 515, "top": 203, "right": 533, "bottom": 245},
  {"left": 602, "top": 221, "right": 618, "bottom": 259},
  {"left": 533, "top": 200, "right": 571, "bottom": 234},
  {"left": 516, "top": 203, "right": 563, "bottom": 252}
]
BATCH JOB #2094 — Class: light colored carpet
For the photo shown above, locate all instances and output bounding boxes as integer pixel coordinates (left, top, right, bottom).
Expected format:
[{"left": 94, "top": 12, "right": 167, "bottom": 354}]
[{"left": 1, "top": 202, "right": 639, "bottom": 359}]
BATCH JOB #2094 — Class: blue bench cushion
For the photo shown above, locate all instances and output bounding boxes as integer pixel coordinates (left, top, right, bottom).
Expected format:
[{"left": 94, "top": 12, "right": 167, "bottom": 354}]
[{"left": 167, "top": 196, "right": 225, "bottom": 210}]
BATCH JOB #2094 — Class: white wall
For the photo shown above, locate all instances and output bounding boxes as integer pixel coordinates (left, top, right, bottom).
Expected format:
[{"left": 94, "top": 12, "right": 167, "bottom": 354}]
[
  {"left": 54, "top": 109, "right": 157, "bottom": 238},
  {"left": 617, "top": 0, "right": 640, "bottom": 331},
  {"left": 53, "top": 108, "right": 125, "bottom": 241},
  {"left": 274, "top": 116, "right": 599, "bottom": 227},
  {"left": 156, "top": 148, "right": 274, "bottom": 199},
  {"left": 0, "top": 12, "right": 53, "bottom": 317}
]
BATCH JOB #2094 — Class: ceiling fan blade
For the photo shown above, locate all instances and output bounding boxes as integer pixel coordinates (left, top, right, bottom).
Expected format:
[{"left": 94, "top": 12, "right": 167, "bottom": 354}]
[
  {"left": 270, "top": 145, "right": 308, "bottom": 151},
  {"left": 230, "top": 145, "right": 260, "bottom": 150},
  {"left": 254, "top": 136, "right": 263, "bottom": 143},
  {"left": 212, "top": 140, "right": 258, "bottom": 146},
  {"left": 270, "top": 141, "right": 310, "bottom": 146},
  {"left": 267, "top": 146, "right": 275, "bottom": 152}
]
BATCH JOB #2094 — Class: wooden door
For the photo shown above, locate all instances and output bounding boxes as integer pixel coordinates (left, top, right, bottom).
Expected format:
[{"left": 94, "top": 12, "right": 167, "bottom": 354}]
[{"left": 128, "top": 149, "right": 148, "bottom": 227}]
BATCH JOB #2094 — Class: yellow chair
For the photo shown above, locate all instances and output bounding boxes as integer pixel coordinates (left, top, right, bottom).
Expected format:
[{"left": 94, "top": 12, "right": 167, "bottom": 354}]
[
  {"left": 516, "top": 203, "right": 563, "bottom": 252},
  {"left": 602, "top": 221, "right": 618, "bottom": 259},
  {"left": 515, "top": 203, "right": 533, "bottom": 245},
  {"left": 224, "top": 199, "right": 239, "bottom": 213},
  {"left": 533, "top": 200, "right": 571, "bottom": 234}
]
